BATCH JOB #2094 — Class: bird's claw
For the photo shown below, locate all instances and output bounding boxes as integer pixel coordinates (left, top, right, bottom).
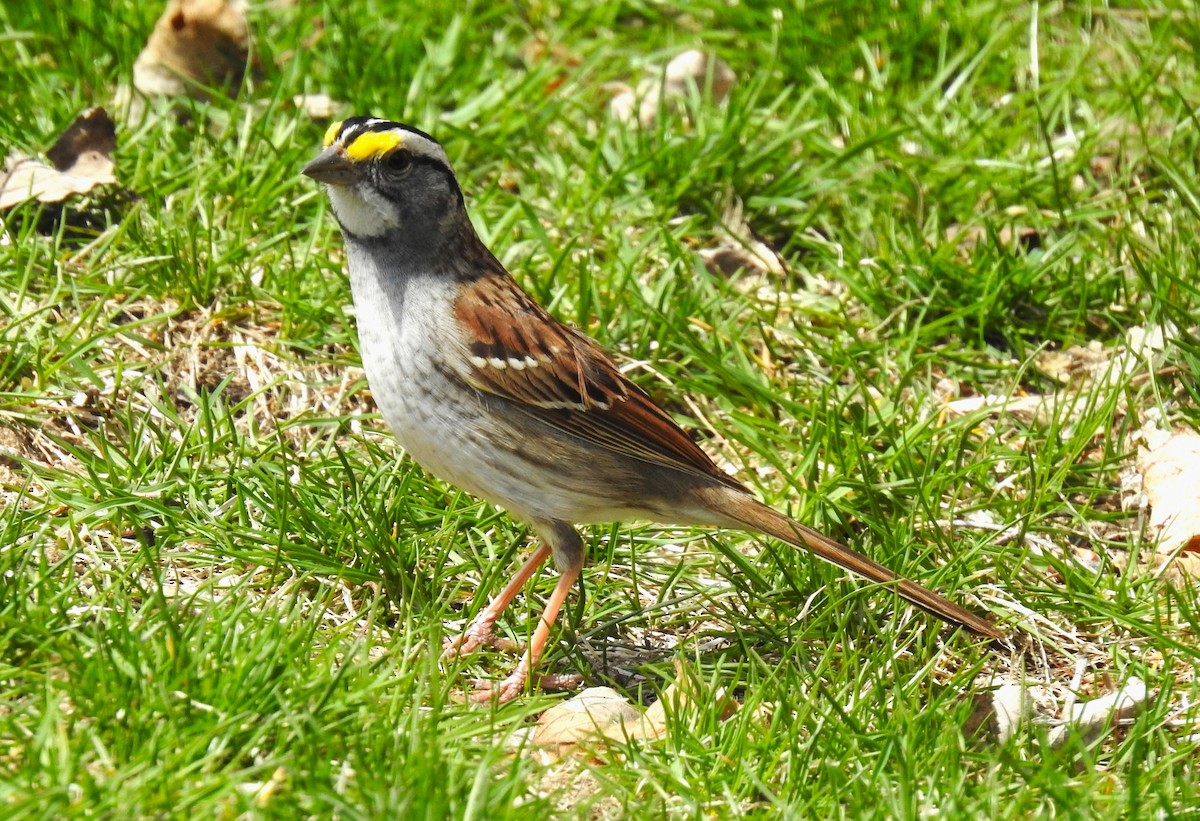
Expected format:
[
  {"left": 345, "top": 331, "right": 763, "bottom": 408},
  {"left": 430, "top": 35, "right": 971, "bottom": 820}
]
[
  {"left": 440, "top": 619, "right": 495, "bottom": 664},
  {"left": 468, "top": 674, "right": 527, "bottom": 704}
]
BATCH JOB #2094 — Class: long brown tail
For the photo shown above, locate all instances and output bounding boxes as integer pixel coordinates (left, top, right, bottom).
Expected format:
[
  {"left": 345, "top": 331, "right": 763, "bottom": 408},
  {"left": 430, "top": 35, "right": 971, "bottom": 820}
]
[{"left": 703, "top": 489, "right": 1004, "bottom": 641}]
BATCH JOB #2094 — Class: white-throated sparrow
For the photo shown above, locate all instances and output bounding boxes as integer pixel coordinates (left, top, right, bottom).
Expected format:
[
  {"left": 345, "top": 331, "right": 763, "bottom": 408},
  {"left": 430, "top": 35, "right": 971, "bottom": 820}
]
[{"left": 303, "top": 117, "right": 1003, "bottom": 703}]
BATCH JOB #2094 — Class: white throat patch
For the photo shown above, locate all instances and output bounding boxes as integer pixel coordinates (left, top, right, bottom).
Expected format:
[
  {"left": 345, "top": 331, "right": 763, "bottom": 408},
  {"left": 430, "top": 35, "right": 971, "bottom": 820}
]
[{"left": 327, "top": 182, "right": 399, "bottom": 238}]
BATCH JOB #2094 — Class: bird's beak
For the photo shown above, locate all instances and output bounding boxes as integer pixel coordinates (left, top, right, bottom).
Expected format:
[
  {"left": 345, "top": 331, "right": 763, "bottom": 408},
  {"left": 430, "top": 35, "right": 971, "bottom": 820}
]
[{"left": 302, "top": 147, "right": 357, "bottom": 186}]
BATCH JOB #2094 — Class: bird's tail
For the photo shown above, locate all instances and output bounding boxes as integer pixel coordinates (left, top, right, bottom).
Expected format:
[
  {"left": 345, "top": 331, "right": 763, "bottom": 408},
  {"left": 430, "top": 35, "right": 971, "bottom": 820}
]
[{"left": 700, "top": 488, "right": 1004, "bottom": 641}]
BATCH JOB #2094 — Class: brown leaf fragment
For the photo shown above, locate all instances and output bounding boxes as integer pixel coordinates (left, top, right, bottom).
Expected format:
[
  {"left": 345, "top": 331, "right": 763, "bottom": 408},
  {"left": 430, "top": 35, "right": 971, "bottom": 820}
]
[
  {"left": 610, "top": 50, "right": 736, "bottom": 127},
  {"left": 532, "top": 687, "right": 641, "bottom": 751},
  {"left": 945, "top": 222, "right": 1042, "bottom": 257},
  {"left": 1137, "top": 429, "right": 1200, "bottom": 554},
  {"left": 943, "top": 392, "right": 1049, "bottom": 417},
  {"left": 0, "top": 108, "right": 118, "bottom": 210},
  {"left": 663, "top": 50, "right": 736, "bottom": 103},
  {"left": 133, "top": 0, "right": 251, "bottom": 99},
  {"left": 1106, "top": 550, "right": 1200, "bottom": 585},
  {"left": 1171, "top": 553, "right": 1200, "bottom": 579},
  {"left": 292, "top": 93, "right": 340, "bottom": 120},
  {"left": 1048, "top": 677, "right": 1149, "bottom": 748},
  {"left": 628, "top": 663, "right": 738, "bottom": 741},
  {"left": 518, "top": 35, "right": 581, "bottom": 95},
  {"left": 1036, "top": 340, "right": 1111, "bottom": 386},
  {"left": 46, "top": 108, "right": 118, "bottom": 172},
  {"left": 965, "top": 683, "right": 1033, "bottom": 744},
  {"left": 530, "top": 663, "right": 739, "bottom": 756},
  {"left": 701, "top": 243, "right": 787, "bottom": 279},
  {"left": 701, "top": 199, "right": 788, "bottom": 279}
]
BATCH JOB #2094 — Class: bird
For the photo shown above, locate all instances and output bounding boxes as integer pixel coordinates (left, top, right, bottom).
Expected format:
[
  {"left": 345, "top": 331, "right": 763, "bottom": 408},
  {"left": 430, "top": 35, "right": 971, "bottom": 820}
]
[{"left": 302, "top": 116, "right": 1003, "bottom": 703}]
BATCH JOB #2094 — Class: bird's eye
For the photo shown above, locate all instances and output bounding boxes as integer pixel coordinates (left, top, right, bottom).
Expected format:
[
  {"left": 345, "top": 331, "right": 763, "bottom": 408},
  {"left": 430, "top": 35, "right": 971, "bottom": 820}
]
[{"left": 385, "top": 150, "right": 412, "bottom": 173}]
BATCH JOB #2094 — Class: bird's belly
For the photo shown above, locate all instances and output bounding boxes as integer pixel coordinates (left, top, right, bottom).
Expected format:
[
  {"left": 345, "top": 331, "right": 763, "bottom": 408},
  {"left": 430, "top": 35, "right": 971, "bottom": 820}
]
[
  {"left": 349, "top": 269, "right": 670, "bottom": 526},
  {"left": 362, "top": 351, "right": 492, "bottom": 490},
  {"left": 347, "top": 268, "right": 499, "bottom": 501},
  {"left": 360, "top": 350, "right": 662, "bottom": 523}
]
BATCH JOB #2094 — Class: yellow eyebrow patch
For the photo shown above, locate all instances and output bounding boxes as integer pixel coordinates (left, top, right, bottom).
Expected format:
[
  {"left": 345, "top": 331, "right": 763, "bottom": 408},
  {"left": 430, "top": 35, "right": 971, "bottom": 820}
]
[
  {"left": 344, "top": 130, "right": 405, "bottom": 162},
  {"left": 322, "top": 120, "right": 344, "bottom": 148}
]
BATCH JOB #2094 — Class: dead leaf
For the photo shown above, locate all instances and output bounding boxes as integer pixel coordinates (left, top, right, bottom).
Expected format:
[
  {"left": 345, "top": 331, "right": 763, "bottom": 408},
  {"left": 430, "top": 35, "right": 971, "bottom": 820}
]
[
  {"left": 1036, "top": 341, "right": 1111, "bottom": 385},
  {"left": 0, "top": 108, "right": 118, "bottom": 210},
  {"left": 1048, "top": 677, "right": 1149, "bottom": 747},
  {"left": 990, "top": 683, "right": 1033, "bottom": 743},
  {"left": 701, "top": 198, "right": 788, "bottom": 279},
  {"left": 1034, "top": 325, "right": 1172, "bottom": 394},
  {"left": 610, "top": 50, "right": 736, "bottom": 127},
  {"left": 1106, "top": 550, "right": 1200, "bottom": 585},
  {"left": 629, "top": 664, "right": 738, "bottom": 741},
  {"left": 663, "top": 50, "right": 736, "bottom": 102},
  {"left": 945, "top": 222, "right": 1042, "bottom": 256},
  {"left": 530, "top": 663, "right": 739, "bottom": 756},
  {"left": 293, "top": 93, "right": 340, "bottom": 120},
  {"left": 702, "top": 245, "right": 779, "bottom": 278},
  {"left": 943, "top": 392, "right": 1049, "bottom": 417},
  {"left": 1137, "top": 429, "right": 1200, "bottom": 554},
  {"left": 965, "top": 682, "right": 1033, "bottom": 743},
  {"left": 968, "top": 676, "right": 1150, "bottom": 750},
  {"left": 518, "top": 36, "right": 581, "bottom": 95},
  {"left": 532, "top": 687, "right": 641, "bottom": 750},
  {"left": 133, "top": 0, "right": 251, "bottom": 99}
]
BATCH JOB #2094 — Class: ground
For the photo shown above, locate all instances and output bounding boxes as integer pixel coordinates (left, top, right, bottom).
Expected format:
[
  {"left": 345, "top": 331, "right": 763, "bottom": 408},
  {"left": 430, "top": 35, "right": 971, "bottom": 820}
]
[{"left": 1, "top": 1, "right": 1198, "bottom": 817}]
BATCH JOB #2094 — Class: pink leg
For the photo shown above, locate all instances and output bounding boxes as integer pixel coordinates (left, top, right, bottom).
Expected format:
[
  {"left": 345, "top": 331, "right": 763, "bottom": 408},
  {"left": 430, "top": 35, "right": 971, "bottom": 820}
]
[
  {"left": 440, "top": 543, "right": 553, "bottom": 663},
  {"left": 472, "top": 551, "right": 584, "bottom": 704}
]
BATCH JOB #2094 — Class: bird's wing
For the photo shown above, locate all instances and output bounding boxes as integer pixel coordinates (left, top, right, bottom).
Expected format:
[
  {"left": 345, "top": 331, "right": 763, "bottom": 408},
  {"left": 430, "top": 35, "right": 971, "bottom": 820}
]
[{"left": 449, "top": 273, "right": 744, "bottom": 489}]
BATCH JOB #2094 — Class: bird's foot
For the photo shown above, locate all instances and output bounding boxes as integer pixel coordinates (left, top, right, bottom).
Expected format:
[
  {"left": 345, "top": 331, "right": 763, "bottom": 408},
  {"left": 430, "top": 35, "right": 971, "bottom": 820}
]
[
  {"left": 468, "top": 662, "right": 529, "bottom": 704},
  {"left": 537, "top": 672, "right": 585, "bottom": 692},
  {"left": 466, "top": 669, "right": 583, "bottom": 704},
  {"left": 440, "top": 616, "right": 514, "bottom": 664}
]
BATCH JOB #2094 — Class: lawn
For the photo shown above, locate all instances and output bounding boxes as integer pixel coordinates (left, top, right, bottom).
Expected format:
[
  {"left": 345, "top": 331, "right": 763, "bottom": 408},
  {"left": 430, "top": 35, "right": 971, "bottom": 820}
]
[{"left": 1, "top": 0, "right": 1198, "bottom": 817}]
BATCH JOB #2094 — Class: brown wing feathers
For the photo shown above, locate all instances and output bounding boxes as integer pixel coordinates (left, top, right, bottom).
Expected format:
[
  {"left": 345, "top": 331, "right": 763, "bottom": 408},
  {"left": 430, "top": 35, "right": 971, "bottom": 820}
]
[{"left": 454, "top": 274, "right": 739, "bottom": 485}]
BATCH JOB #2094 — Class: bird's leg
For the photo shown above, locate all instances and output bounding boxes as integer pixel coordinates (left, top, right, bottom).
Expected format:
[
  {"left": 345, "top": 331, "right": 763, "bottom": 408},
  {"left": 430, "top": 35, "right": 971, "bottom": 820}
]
[
  {"left": 472, "top": 552, "right": 584, "bottom": 703},
  {"left": 472, "top": 522, "right": 585, "bottom": 704},
  {"left": 440, "top": 543, "right": 552, "bottom": 662}
]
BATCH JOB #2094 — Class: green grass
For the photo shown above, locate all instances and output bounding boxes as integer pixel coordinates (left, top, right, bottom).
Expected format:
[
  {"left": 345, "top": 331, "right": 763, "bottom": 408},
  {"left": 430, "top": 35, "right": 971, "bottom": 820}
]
[{"left": 2, "top": 0, "right": 1199, "bottom": 817}]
